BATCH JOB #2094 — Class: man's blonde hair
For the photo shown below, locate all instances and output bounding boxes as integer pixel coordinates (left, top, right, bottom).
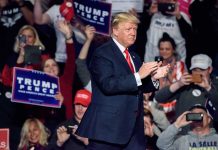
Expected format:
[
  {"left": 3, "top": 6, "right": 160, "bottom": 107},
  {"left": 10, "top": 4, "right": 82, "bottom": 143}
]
[{"left": 111, "top": 12, "right": 140, "bottom": 28}]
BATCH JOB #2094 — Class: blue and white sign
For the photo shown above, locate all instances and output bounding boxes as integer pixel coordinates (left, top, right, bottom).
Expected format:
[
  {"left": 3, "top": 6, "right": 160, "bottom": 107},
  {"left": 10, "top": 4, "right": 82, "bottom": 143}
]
[
  {"left": 73, "top": 0, "right": 112, "bottom": 35},
  {"left": 12, "top": 67, "right": 61, "bottom": 108}
]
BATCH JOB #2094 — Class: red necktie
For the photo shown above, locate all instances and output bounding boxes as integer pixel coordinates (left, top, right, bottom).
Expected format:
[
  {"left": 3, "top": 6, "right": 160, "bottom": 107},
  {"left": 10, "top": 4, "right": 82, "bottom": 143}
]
[{"left": 124, "top": 48, "right": 134, "bottom": 73}]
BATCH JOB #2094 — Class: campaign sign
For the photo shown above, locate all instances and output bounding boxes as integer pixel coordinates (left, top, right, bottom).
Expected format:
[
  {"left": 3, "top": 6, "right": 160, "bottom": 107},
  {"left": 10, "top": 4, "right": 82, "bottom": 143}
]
[
  {"left": 73, "top": 0, "right": 112, "bottom": 35},
  {"left": 0, "top": 129, "right": 9, "bottom": 150},
  {"left": 12, "top": 67, "right": 61, "bottom": 108}
]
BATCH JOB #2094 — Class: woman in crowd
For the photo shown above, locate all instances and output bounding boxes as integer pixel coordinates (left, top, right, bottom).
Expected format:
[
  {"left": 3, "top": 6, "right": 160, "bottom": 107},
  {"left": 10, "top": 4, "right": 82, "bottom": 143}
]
[
  {"left": 18, "top": 118, "right": 50, "bottom": 150},
  {"left": 2, "top": 25, "right": 48, "bottom": 87},
  {"left": 157, "top": 32, "right": 187, "bottom": 115}
]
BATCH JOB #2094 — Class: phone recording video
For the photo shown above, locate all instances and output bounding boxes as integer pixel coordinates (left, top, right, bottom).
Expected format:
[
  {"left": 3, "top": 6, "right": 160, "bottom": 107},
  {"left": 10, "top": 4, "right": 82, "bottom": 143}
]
[
  {"left": 191, "top": 74, "right": 202, "bottom": 83},
  {"left": 155, "top": 56, "right": 164, "bottom": 62},
  {"left": 186, "top": 113, "right": 203, "bottom": 122},
  {"left": 158, "top": 3, "right": 175, "bottom": 13},
  {"left": 18, "top": 34, "right": 27, "bottom": 44}
]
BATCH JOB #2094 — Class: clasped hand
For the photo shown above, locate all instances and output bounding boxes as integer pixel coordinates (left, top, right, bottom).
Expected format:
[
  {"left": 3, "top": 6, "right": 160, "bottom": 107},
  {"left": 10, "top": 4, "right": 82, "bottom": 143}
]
[{"left": 138, "top": 62, "right": 170, "bottom": 80}]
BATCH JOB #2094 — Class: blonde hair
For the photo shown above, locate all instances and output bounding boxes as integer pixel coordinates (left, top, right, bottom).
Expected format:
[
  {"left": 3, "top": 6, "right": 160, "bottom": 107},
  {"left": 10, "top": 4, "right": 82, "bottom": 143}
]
[
  {"left": 14, "top": 25, "right": 45, "bottom": 52},
  {"left": 111, "top": 12, "right": 140, "bottom": 28},
  {"left": 18, "top": 118, "right": 50, "bottom": 149}
]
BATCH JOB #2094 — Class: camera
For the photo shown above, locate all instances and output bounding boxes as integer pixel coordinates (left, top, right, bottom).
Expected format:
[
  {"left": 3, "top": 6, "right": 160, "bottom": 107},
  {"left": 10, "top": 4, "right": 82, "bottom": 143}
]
[
  {"left": 155, "top": 56, "right": 164, "bottom": 62},
  {"left": 158, "top": 3, "right": 175, "bottom": 13},
  {"left": 191, "top": 74, "right": 202, "bottom": 83},
  {"left": 18, "top": 34, "right": 26, "bottom": 44},
  {"left": 24, "top": 45, "right": 42, "bottom": 65},
  {"left": 186, "top": 113, "right": 203, "bottom": 121}
]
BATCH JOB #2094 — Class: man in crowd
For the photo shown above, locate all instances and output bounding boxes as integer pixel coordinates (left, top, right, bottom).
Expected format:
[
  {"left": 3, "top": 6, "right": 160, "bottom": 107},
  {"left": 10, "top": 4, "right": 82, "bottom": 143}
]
[{"left": 157, "top": 104, "right": 218, "bottom": 149}]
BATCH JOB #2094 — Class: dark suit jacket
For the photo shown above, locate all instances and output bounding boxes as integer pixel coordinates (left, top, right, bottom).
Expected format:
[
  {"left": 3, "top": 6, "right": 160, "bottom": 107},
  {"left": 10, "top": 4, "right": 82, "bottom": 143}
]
[{"left": 76, "top": 38, "right": 157, "bottom": 145}]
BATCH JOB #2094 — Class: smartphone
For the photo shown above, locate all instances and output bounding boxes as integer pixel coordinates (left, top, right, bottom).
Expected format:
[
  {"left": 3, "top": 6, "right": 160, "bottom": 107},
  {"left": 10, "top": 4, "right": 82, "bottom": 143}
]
[
  {"left": 186, "top": 113, "right": 203, "bottom": 121},
  {"left": 192, "top": 74, "right": 202, "bottom": 83},
  {"left": 155, "top": 56, "right": 164, "bottom": 62},
  {"left": 158, "top": 3, "right": 175, "bottom": 13},
  {"left": 24, "top": 45, "right": 42, "bottom": 65},
  {"left": 18, "top": 34, "right": 26, "bottom": 44}
]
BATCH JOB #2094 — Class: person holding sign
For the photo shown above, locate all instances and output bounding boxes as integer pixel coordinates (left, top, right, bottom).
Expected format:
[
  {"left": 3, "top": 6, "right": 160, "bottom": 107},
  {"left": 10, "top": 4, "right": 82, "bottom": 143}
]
[{"left": 76, "top": 12, "right": 169, "bottom": 150}]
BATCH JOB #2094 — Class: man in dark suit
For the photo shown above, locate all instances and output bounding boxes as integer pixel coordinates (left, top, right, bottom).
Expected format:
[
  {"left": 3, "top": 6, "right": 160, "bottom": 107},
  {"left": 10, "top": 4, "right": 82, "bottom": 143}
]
[{"left": 76, "top": 12, "right": 169, "bottom": 150}]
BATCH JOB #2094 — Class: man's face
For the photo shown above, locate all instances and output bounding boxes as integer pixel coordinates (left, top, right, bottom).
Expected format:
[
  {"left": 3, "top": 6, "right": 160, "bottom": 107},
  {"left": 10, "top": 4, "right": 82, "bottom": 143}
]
[
  {"left": 191, "top": 68, "right": 211, "bottom": 81},
  {"left": 74, "top": 104, "right": 87, "bottom": 121},
  {"left": 190, "top": 108, "right": 211, "bottom": 131},
  {"left": 113, "top": 21, "right": 137, "bottom": 48}
]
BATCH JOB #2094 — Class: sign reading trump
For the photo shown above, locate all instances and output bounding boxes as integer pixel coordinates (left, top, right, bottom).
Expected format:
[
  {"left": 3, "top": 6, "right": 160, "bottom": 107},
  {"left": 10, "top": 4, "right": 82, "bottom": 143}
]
[
  {"left": 12, "top": 67, "right": 61, "bottom": 108},
  {"left": 73, "top": 0, "right": 112, "bottom": 35}
]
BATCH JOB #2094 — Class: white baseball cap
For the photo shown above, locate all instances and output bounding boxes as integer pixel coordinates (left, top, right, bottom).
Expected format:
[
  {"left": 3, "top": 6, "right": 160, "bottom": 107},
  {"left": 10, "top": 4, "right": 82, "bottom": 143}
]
[{"left": 190, "top": 54, "right": 212, "bottom": 70}]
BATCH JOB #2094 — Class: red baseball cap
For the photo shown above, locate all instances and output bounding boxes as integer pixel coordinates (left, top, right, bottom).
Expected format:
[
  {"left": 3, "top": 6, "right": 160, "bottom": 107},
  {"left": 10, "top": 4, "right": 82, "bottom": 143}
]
[
  {"left": 59, "top": 1, "right": 74, "bottom": 21},
  {"left": 74, "top": 89, "right": 92, "bottom": 107}
]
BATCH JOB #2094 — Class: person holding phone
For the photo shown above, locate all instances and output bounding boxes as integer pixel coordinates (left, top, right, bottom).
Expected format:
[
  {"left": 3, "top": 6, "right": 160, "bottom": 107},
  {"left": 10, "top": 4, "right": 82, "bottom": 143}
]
[
  {"left": 157, "top": 104, "right": 218, "bottom": 150},
  {"left": 47, "top": 89, "right": 91, "bottom": 150},
  {"left": 143, "top": 0, "right": 192, "bottom": 64},
  {"left": 154, "top": 54, "right": 218, "bottom": 132}
]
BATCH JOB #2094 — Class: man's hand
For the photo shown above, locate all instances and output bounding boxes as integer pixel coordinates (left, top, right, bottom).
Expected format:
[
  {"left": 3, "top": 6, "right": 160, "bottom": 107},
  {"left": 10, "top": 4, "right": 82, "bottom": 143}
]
[
  {"left": 152, "top": 64, "right": 170, "bottom": 80},
  {"left": 138, "top": 62, "right": 158, "bottom": 79},
  {"left": 174, "top": 111, "right": 192, "bottom": 129},
  {"left": 56, "top": 126, "right": 70, "bottom": 147}
]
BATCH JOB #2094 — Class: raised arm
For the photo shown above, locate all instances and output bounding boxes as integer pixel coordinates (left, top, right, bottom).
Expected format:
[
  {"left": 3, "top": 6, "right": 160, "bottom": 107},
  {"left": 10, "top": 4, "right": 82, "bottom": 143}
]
[{"left": 34, "top": 0, "right": 51, "bottom": 24}]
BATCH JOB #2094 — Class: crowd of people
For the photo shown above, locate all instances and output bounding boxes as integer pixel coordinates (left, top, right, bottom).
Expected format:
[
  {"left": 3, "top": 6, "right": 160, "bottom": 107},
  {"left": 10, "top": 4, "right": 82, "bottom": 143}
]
[{"left": 0, "top": 0, "right": 218, "bottom": 149}]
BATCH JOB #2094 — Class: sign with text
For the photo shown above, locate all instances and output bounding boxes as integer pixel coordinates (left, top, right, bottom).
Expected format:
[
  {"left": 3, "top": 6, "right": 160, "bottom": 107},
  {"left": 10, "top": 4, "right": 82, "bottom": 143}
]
[
  {"left": 0, "top": 129, "right": 9, "bottom": 150},
  {"left": 106, "top": 0, "right": 144, "bottom": 13},
  {"left": 12, "top": 67, "right": 61, "bottom": 108},
  {"left": 73, "top": 0, "right": 112, "bottom": 35}
]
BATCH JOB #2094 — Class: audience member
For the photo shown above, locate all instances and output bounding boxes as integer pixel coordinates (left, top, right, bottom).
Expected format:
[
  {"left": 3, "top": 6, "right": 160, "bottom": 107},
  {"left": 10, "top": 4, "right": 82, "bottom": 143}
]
[
  {"left": 40, "top": 20, "right": 75, "bottom": 124},
  {"left": 18, "top": 118, "right": 50, "bottom": 150},
  {"left": 143, "top": 111, "right": 160, "bottom": 150},
  {"left": 0, "top": 0, "right": 34, "bottom": 72},
  {"left": 157, "top": 104, "right": 218, "bottom": 150},
  {"left": 34, "top": 0, "right": 85, "bottom": 63},
  {"left": 154, "top": 54, "right": 218, "bottom": 132},
  {"left": 144, "top": 0, "right": 191, "bottom": 63},
  {"left": 1, "top": 25, "right": 48, "bottom": 87},
  {"left": 47, "top": 89, "right": 91, "bottom": 150},
  {"left": 157, "top": 32, "right": 187, "bottom": 114},
  {"left": 76, "top": 25, "right": 96, "bottom": 92}
]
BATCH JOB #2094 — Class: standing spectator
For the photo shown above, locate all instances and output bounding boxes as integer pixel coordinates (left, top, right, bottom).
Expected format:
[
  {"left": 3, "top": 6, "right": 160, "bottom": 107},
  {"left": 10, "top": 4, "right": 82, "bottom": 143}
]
[
  {"left": 76, "top": 12, "right": 169, "bottom": 150},
  {"left": 154, "top": 54, "right": 218, "bottom": 132},
  {"left": 156, "top": 32, "right": 187, "bottom": 119},
  {"left": 34, "top": 0, "right": 86, "bottom": 63},
  {"left": 157, "top": 104, "right": 218, "bottom": 150},
  {"left": 42, "top": 20, "right": 76, "bottom": 120},
  {"left": 0, "top": 0, "right": 34, "bottom": 72},
  {"left": 1, "top": 25, "right": 47, "bottom": 87},
  {"left": 144, "top": 0, "right": 191, "bottom": 63},
  {"left": 76, "top": 25, "right": 96, "bottom": 92},
  {"left": 47, "top": 89, "right": 91, "bottom": 150},
  {"left": 18, "top": 118, "right": 50, "bottom": 150}
]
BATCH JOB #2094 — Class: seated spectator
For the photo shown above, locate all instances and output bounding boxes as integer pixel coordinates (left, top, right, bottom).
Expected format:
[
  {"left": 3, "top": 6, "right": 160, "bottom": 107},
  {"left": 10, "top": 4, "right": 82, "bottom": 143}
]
[
  {"left": 47, "top": 89, "right": 91, "bottom": 150},
  {"left": 157, "top": 104, "right": 218, "bottom": 150},
  {"left": 154, "top": 54, "right": 218, "bottom": 127},
  {"left": 18, "top": 118, "right": 50, "bottom": 150}
]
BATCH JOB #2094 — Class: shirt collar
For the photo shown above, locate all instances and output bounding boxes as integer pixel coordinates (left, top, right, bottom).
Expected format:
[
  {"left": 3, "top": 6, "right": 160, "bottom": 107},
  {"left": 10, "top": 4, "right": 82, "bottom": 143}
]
[{"left": 112, "top": 37, "right": 126, "bottom": 53}]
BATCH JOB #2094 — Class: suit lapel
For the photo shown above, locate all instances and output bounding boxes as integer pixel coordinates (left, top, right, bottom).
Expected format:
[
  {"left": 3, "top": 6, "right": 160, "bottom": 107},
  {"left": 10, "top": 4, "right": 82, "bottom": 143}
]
[{"left": 110, "top": 39, "right": 140, "bottom": 73}]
